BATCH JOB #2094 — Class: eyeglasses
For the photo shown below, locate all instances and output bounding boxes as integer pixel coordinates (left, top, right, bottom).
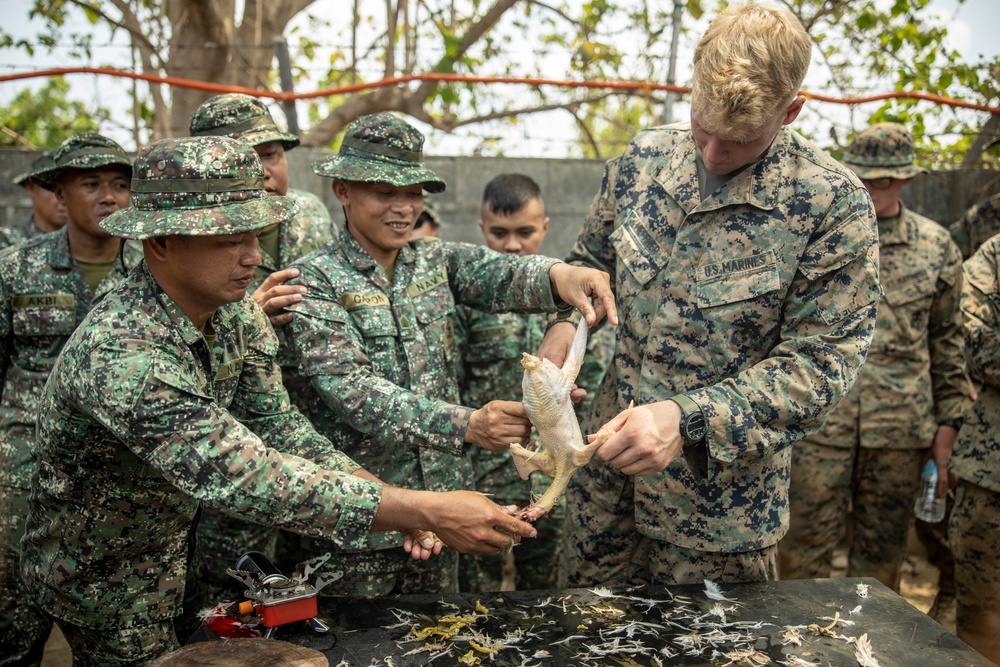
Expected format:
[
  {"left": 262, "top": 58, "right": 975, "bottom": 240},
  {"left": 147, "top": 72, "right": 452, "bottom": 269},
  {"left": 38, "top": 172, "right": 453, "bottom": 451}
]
[{"left": 861, "top": 177, "right": 895, "bottom": 190}]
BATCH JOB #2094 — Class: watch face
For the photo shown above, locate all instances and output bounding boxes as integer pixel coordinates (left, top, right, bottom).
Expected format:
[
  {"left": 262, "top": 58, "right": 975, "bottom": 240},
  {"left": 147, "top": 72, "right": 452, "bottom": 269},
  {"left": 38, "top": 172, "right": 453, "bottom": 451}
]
[{"left": 684, "top": 412, "right": 707, "bottom": 443}]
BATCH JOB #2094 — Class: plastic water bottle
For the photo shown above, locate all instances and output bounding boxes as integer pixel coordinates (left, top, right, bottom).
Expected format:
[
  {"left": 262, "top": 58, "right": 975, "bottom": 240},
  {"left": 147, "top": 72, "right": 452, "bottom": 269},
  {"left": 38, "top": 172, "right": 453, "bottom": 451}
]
[{"left": 914, "top": 460, "right": 946, "bottom": 523}]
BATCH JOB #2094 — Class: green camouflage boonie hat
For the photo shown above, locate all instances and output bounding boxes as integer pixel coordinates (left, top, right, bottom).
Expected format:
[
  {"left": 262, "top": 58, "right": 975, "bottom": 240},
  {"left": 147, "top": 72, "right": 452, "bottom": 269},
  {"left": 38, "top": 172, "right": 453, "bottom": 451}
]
[
  {"left": 311, "top": 112, "right": 446, "bottom": 193},
  {"left": 33, "top": 133, "right": 132, "bottom": 190},
  {"left": 843, "top": 122, "right": 927, "bottom": 180},
  {"left": 190, "top": 93, "right": 300, "bottom": 150},
  {"left": 418, "top": 197, "right": 443, "bottom": 228},
  {"left": 12, "top": 150, "right": 58, "bottom": 187},
  {"left": 100, "top": 136, "right": 299, "bottom": 240}
]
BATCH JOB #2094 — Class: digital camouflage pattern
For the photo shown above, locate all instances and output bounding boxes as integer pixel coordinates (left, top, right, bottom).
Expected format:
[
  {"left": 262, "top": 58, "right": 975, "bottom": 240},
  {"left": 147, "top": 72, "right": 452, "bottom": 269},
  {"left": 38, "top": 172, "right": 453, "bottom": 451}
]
[
  {"left": 0, "top": 220, "right": 31, "bottom": 250},
  {"left": 781, "top": 203, "right": 970, "bottom": 588},
  {"left": 32, "top": 133, "right": 132, "bottom": 191},
  {"left": 285, "top": 233, "right": 562, "bottom": 595},
  {"left": 842, "top": 122, "right": 927, "bottom": 181},
  {"left": 189, "top": 187, "right": 335, "bottom": 612},
  {"left": 19, "top": 263, "right": 381, "bottom": 660},
  {"left": 311, "top": 113, "right": 446, "bottom": 193},
  {"left": 11, "top": 151, "right": 59, "bottom": 187},
  {"left": 949, "top": 192, "right": 1000, "bottom": 259},
  {"left": 189, "top": 93, "right": 300, "bottom": 150},
  {"left": 949, "top": 234, "right": 1000, "bottom": 661},
  {"left": 558, "top": 123, "right": 881, "bottom": 587},
  {"left": 453, "top": 307, "right": 614, "bottom": 591},
  {"left": 951, "top": 234, "right": 1000, "bottom": 492},
  {"left": 100, "top": 136, "right": 298, "bottom": 240},
  {"left": 0, "top": 229, "right": 140, "bottom": 665}
]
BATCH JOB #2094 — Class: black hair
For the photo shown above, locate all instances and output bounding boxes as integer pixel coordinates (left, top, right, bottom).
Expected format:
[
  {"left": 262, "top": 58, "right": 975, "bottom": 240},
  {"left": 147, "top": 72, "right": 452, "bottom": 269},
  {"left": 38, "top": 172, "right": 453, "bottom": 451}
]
[{"left": 482, "top": 174, "right": 542, "bottom": 216}]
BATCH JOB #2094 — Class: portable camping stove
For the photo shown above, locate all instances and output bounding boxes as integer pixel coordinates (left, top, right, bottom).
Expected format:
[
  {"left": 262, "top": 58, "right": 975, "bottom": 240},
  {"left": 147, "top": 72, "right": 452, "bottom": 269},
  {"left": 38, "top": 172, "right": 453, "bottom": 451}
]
[{"left": 225, "top": 551, "right": 341, "bottom": 638}]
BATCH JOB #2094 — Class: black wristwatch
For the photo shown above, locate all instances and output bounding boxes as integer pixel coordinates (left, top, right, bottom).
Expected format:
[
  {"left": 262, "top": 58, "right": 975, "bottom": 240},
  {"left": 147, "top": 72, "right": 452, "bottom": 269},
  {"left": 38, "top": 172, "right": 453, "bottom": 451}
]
[{"left": 671, "top": 395, "right": 709, "bottom": 481}]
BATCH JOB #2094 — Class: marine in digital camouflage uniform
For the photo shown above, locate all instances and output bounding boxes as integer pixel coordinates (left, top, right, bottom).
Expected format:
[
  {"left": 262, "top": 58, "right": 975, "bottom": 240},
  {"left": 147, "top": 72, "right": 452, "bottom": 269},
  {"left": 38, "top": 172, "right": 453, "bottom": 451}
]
[
  {"left": 285, "top": 113, "right": 617, "bottom": 598},
  {"left": 546, "top": 3, "right": 881, "bottom": 588},
  {"left": 186, "top": 93, "right": 338, "bottom": 618},
  {"left": 0, "top": 133, "right": 134, "bottom": 667},
  {"left": 949, "top": 192, "right": 1000, "bottom": 259},
  {"left": 19, "top": 136, "right": 538, "bottom": 666},
  {"left": 780, "top": 123, "right": 971, "bottom": 592},
  {"left": 0, "top": 151, "right": 69, "bottom": 250},
  {"left": 949, "top": 234, "right": 1000, "bottom": 664},
  {"left": 455, "top": 173, "right": 615, "bottom": 592}
]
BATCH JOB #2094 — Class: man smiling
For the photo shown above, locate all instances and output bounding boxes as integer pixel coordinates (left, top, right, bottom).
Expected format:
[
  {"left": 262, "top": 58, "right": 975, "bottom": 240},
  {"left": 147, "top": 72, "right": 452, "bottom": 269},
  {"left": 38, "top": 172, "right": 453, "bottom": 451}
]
[
  {"left": 286, "top": 113, "right": 617, "bottom": 597},
  {"left": 19, "top": 136, "right": 539, "bottom": 665},
  {"left": 0, "top": 133, "right": 134, "bottom": 666}
]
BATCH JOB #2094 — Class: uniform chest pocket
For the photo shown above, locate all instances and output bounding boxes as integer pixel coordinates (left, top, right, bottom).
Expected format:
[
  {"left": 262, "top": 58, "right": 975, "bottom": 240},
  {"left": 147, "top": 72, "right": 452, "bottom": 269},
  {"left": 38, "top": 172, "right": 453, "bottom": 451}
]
[
  {"left": 351, "top": 306, "right": 397, "bottom": 337},
  {"left": 695, "top": 254, "right": 781, "bottom": 308},
  {"left": 12, "top": 303, "right": 76, "bottom": 337},
  {"left": 879, "top": 272, "right": 936, "bottom": 346}
]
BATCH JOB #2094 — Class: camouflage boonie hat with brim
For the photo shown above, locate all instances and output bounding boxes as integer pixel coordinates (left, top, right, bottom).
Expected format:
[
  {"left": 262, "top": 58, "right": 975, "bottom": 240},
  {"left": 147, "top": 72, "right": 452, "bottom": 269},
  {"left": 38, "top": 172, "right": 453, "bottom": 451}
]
[
  {"left": 190, "top": 93, "right": 300, "bottom": 150},
  {"left": 100, "top": 136, "right": 299, "bottom": 240},
  {"left": 12, "top": 150, "right": 58, "bottom": 187},
  {"left": 33, "top": 133, "right": 133, "bottom": 190},
  {"left": 843, "top": 122, "right": 927, "bottom": 180},
  {"left": 311, "top": 112, "right": 446, "bottom": 193}
]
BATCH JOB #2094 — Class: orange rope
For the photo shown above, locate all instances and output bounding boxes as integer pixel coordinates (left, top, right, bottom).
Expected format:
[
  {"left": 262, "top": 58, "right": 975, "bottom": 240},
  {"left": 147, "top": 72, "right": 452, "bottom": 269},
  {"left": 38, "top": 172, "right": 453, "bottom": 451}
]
[{"left": 2, "top": 67, "right": 998, "bottom": 113}]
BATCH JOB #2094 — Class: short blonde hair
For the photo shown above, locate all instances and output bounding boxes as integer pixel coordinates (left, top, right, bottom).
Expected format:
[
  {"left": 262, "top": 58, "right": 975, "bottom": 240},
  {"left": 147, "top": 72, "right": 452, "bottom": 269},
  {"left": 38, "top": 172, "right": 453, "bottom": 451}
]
[{"left": 691, "top": 2, "right": 811, "bottom": 140}]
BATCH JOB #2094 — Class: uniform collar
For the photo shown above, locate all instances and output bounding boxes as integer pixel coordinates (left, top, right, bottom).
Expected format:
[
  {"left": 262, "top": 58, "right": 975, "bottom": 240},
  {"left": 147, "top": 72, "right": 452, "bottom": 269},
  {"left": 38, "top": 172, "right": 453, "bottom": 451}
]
[
  {"left": 876, "top": 202, "right": 912, "bottom": 246},
  {"left": 653, "top": 125, "right": 791, "bottom": 216},
  {"left": 340, "top": 227, "right": 417, "bottom": 273},
  {"left": 47, "top": 227, "right": 74, "bottom": 270}
]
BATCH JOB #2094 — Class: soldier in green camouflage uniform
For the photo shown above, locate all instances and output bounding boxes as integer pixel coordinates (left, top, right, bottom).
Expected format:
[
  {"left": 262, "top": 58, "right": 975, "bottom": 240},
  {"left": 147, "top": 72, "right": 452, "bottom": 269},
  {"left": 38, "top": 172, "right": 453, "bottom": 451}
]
[
  {"left": 542, "top": 3, "right": 882, "bottom": 588},
  {"left": 780, "top": 123, "right": 971, "bottom": 592},
  {"left": 950, "top": 192, "right": 1000, "bottom": 259},
  {"left": 186, "top": 93, "right": 338, "bottom": 617},
  {"left": 455, "top": 173, "right": 615, "bottom": 592},
  {"left": 1, "top": 151, "right": 69, "bottom": 250},
  {"left": 949, "top": 234, "right": 1000, "bottom": 664},
  {"left": 19, "top": 136, "right": 539, "bottom": 666},
  {"left": 285, "top": 113, "right": 617, "bottom": 598},
  {"left": 0, "top": 133, "right": 133, "bottom": 667}
]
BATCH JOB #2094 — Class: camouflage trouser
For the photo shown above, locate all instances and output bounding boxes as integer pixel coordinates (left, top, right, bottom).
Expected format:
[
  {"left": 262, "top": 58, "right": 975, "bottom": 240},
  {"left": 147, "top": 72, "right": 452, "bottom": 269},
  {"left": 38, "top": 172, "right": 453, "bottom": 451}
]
[
  {"left": 180, "top": 507, "right": 279, "bottom": 639},
  {"left": 0, "top": 484, "right": 51, "bottom": 667},
  {"left": 55, "top": 614, "right": 179, "bottom": 667},
  {"left": 779, "top": 442, "right": 924, "bottom": 591},
  {"left": 301, "top": 541, "right": 459, "bottom": 598},
  {"left": 560, "top": 471, "right": 777, "bottom": 587},
  {"left": 459, "top": 459, "right": 566, "bottom": 593},
  {"left": 949, "top": 479, "right": 1000, "bottom": 664}
]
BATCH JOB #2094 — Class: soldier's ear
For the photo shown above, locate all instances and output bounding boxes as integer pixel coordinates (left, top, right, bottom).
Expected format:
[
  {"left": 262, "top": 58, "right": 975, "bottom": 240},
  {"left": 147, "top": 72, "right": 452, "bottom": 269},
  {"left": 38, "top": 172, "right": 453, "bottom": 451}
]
[{"left": 144, "top": 235, "right": 170, "bottom": 262}]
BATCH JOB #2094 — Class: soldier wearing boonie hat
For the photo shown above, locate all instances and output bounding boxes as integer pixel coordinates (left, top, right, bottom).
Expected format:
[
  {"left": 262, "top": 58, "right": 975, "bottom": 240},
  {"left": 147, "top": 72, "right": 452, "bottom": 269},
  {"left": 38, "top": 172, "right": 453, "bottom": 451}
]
[
  {"left": 187, "top": 93, "right": 338, "bottom": 619},
  {"left": 781, "top": 122, "right": 971, "bottom": 592},
  {"left": 19, "top": 134, "right": 541, "bottom": 666},
  {"left": 284, "top": 112, "right": 617, "bottom": 598},
  {"left": 1, "top": 150, "right": 68, "bottom": 250},
  {"left": 0, "top": 132, "right": 136, "bottom": 666},
  {"left": 409, "top": 196, "right": 444, "bottom": 239}
]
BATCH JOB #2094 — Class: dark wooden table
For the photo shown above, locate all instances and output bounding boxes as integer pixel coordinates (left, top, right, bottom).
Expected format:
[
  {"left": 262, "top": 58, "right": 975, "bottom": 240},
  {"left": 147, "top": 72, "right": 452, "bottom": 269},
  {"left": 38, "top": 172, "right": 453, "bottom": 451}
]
[{"left": 196, "top": 578, "right": 993, "bottom": 666}]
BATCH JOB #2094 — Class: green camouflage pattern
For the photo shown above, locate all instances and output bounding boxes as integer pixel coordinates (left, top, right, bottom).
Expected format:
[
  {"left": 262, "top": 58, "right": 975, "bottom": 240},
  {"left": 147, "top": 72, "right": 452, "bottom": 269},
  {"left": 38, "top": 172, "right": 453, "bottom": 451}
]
[
  {"left": 950, "top": 234, "right": 1000, "bottom": 493},
  {"left": 949, "top": 193, "right": 1000, "bottom": 259},
  {"left": 781, "top": 204, "right": 969, "bottom": 586},
  {"left": 100, "top": 136, "right": 299, "bottom": 240},
  {"left": 559, "top": 123, "right": 881, "bottom": 586},
  {"left": 791, "top": 205, "right": 969, "bottom": 451},
  {"left": 0, "top": 219, "right": 33, "bottom": 250},
  {"left": 311, "top": 113, "right": 446, "bottom": 193},
  {"left": 32, "top": 133, "right": 132, "bottom": 190},
  {"left": 843, "top": 122, "right": 927, "bottom": 180},
  {"left": 189, "top": 93, "right": 300, "bottom": 150},
  {"left": 19, "top": 262, "right": 381, "bottom": 638},
  {"left": 11, "top": 150, "right": 58, "bottom": 187},
  {"left": 949, "top": 479, "right": 1000, "bottom": 662},
  {"left": 0, "top": 228, "right": 141, "bottom": 664},
  {"left": 284, "top": 234, "right": 561, "bottom": 594},
  {"left": 780, "top": 443, "right": 925, "bottom": 590},
  {"left": 188, "top": 186, "right": 335, "bottom": 611}
]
